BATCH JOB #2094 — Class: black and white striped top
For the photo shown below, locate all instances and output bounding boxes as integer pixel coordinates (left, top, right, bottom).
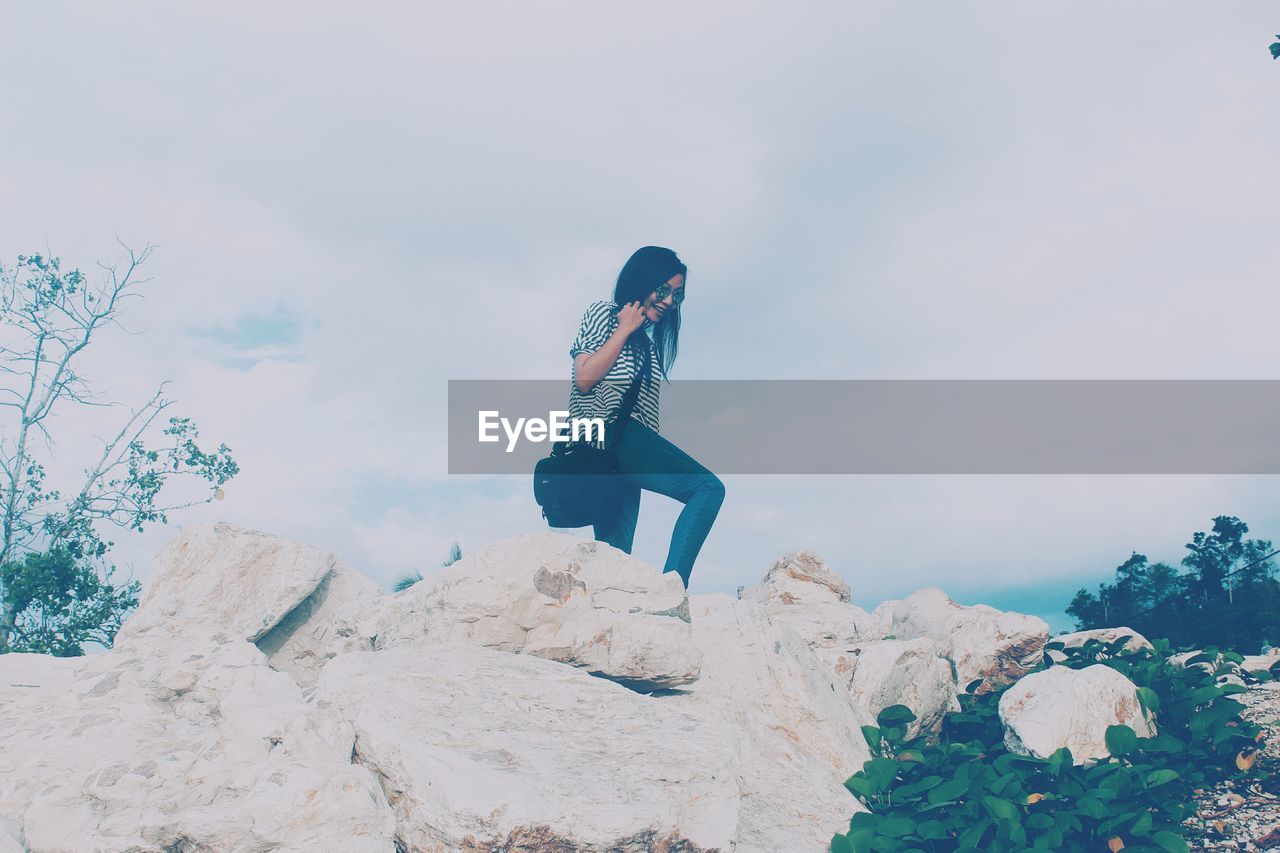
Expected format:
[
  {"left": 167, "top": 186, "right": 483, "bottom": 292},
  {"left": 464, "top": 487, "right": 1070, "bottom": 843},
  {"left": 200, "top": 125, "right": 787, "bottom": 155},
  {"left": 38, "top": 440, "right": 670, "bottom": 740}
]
[{"left": 568, "top": 300, "right": 660, "bottom": 447}]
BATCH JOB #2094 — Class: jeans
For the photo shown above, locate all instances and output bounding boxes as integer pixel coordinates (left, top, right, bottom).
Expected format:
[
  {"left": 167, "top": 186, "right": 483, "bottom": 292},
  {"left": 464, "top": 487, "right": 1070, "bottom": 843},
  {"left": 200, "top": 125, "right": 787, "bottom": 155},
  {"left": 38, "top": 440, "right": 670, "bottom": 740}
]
[{"left": 593, "top": 419, "right": 725, "bottom": 588}]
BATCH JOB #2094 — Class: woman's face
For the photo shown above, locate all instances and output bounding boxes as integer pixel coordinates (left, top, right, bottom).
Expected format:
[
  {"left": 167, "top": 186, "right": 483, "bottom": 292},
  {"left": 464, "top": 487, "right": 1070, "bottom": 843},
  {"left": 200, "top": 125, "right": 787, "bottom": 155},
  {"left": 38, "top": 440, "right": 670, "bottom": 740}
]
[{"left": 641, "top": 273, "right": 684, "bottom": 324}]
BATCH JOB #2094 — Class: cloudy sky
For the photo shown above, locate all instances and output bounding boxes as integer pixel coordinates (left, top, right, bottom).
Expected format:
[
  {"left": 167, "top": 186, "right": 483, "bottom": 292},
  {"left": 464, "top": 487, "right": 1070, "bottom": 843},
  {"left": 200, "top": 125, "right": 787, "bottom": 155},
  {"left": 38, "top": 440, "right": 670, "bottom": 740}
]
[{"left": 2, "top": 3, "right": 1277, "bottom": 630}]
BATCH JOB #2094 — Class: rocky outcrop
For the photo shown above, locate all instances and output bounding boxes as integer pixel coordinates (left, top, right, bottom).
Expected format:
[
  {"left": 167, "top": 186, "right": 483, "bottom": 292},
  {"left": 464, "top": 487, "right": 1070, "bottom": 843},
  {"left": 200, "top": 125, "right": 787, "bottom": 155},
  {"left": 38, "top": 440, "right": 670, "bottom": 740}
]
[
  {"left": 674, "top": 594, "right": 873, "bottom": 850},
  {"left": 1052, "top": 627, "right": 1153, "bottom": 653},
  {"left": 872, "top": 587, "right": 1049, "bottom": 693},
  {"left": 317, "top": 645, "right": 738, "bottom": 850},
  {"left": 999, "top": 663, "right": 1156, "bottom": 762},
  {"left": 0, "top": 622, "right": 394, "bottom": 852},
  {"left": 825, "top": 638, "right": 960, "bottom": 737},
  {"left": 369, "top": 534, "right": 701, "bottom": 691},
  {"left": 0, "top": 524, "right": 1097, "bottom": 851}
]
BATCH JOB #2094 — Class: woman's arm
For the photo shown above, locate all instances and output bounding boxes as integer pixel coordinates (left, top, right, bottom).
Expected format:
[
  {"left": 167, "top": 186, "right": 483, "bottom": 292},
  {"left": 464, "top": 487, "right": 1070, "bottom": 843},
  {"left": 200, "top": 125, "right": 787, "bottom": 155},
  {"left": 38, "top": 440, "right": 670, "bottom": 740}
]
[{"left": 573, "top": 302, "right": 647, "bottom": 393}]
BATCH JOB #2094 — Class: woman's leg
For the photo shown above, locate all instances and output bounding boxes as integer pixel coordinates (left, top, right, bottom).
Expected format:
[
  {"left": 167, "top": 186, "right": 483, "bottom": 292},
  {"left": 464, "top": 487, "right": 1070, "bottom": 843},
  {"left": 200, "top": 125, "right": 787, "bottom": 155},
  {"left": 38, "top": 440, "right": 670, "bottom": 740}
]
[
  {"left": 593, "top": 480, "right": 641, "bottom": 554},
  {"left": 612, "top": 421, "right": 725, "bottom": 587}
]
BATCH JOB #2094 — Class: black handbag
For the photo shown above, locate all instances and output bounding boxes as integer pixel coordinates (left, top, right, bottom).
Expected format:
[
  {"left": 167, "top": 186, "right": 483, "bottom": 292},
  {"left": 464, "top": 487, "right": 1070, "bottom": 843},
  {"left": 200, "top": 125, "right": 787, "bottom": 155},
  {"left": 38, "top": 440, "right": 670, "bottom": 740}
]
[{"left": 534, "top": 340, "right": 651, "bottom": 528}]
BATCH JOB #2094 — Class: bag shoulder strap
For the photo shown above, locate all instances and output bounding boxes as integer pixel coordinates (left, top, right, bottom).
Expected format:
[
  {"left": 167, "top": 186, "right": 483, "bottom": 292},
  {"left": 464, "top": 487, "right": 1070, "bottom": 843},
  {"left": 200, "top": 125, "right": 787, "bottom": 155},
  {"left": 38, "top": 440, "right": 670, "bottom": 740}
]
[{"left": 611, "top": 336, "right": 652, "bottom": 438}]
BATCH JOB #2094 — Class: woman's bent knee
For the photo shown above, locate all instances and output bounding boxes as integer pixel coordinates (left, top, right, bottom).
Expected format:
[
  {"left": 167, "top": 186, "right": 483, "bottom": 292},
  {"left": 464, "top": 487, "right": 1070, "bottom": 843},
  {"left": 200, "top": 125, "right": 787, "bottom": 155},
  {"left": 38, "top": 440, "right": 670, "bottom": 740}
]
[{"left": 701, "top": 474, "right": 725, "bottom": 509}]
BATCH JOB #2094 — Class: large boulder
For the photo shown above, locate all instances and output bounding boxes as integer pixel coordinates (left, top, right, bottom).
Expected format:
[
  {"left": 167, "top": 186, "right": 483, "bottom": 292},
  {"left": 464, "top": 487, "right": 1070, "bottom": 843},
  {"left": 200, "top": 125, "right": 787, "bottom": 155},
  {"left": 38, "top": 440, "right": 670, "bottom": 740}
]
[
  {"left": 824, "top": 638, "right": 959, "bottom": 737},
  {"left": 743, "top": 551, "right": 954, "bottom": 735},
  {"left": 1051, "top": 627, "right": 1152, "bottom": 655},
  {"left": 317, "top": 645, "right": 738, "bottom": 851},
  {"left": 999, "top": 664, "right": 1156, "bottom": 762},
  {"left": 874, "top": 587, "right": 1049, "bottom": 693},
  {"left": 672, "top": 594, "right": 874, "bottom": 851},
  {"left": 370, "top": 533, "right": 701, "bottom": 691},
  {"left": 0, "top": 624, "right": 395, "bottom": 851},
  {"left": 116, "top": 521, "right": 376, "bottom": 644},
  {"left": 1044, "top": 627, "right": 1154, "bottom": 666},
  {"left": 743, "top": 550, "right": 873, "bottom": 651}
]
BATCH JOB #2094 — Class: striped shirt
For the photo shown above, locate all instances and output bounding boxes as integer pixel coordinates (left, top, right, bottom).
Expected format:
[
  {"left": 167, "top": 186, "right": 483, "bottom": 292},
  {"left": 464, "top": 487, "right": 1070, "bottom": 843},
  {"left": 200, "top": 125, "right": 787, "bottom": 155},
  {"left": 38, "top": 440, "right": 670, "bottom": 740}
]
[{"left": 568, "top": 300, "right": 660, "bottom": 447}]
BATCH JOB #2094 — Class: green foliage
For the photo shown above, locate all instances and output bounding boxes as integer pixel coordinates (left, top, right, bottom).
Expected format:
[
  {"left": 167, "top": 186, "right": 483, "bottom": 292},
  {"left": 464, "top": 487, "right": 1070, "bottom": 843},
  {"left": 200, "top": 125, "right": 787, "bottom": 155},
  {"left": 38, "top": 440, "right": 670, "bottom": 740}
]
[
  {"left": 1067, "top": 516, "right": 1279, "bottom": 653},
  {"left": 0, "top": 546, "right": 139, "bottom": 655},
  {"left": 392, "top": 542, "right": 462, "bottom": 592},
  {"left": 833, "top": 635, "right": 1269, "bottom": 852},
  {"left": 1271, "top": 35, "right": 1280, "bottom": 60},
  {"left": 0, "top": 247, "right": 239, "bottom": 654}
]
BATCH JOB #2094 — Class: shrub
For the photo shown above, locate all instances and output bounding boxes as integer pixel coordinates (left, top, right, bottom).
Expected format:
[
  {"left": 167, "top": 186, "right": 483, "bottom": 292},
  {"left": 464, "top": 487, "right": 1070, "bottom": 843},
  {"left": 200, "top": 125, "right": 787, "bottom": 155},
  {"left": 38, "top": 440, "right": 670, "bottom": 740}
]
[{"left": 833, "top": 635, "right": 1274, "bottom": 852}]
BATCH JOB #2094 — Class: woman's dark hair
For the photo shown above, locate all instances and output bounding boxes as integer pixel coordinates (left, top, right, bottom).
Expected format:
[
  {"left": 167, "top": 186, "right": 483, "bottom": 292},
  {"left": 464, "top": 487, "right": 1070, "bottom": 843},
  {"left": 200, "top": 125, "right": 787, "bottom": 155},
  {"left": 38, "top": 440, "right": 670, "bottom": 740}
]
[{"left": 612, "top": 246, "right": 685, "bottom": 381}]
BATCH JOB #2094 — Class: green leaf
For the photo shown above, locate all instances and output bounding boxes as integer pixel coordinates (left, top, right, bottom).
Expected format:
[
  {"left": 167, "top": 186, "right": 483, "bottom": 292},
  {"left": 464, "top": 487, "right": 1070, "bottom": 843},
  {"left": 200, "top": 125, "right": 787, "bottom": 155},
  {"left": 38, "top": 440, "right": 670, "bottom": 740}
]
[
  {"left": 861, "top": 725, "right": 882, "bottom": 750},
  {"left": 982, "top": 795, "right": 1018, "bottom": 822},
  {"left": 877, "top": 817, "right": 915, "bottom": 838},
  {"left": 1077, "top": 797, "right": 1106, "bottom": 819},
  {"left": 865, "top": 757, "right": 900, "bottom": 789},
  {"left": 1130, "top": 810, "right": 1153, "bottom": 837},
  {"left": 1146, "top": 768, "right": 1179, "bottom": 787},
  {"left": 1151, "top": 829, "right": 1190, "bottom": 852},
  {"left": 1136, "top": 686, "right": 1161, "bottom": 713},
  {"left": 957, "top": 818, "right": 992, "bottom": 848},
  {"left": 831, "top": 834, "right": 855, "bottom": 853},
  {"left": 876, "top": 705, "right": 917, "bottom": 727},
  {"left": 1105, "top": 724, "right": 1139, "bottom": 756},
  {"left": 1191, "top": 685, "right": 1223, "bottom": 704},
  {"left": 927, "top": 776, "right": 970, "bottom": 805},
  {"left": 844, "top": 773, "right": 877, "bottom": 799}
]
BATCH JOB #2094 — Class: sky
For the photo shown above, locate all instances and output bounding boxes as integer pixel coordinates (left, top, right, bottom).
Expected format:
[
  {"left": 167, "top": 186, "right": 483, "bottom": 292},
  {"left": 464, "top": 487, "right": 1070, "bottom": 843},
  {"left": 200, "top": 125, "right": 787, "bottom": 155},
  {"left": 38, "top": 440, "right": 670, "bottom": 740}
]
[{"left": 1, "top": 3, "right": 1278, "bottom": 632}]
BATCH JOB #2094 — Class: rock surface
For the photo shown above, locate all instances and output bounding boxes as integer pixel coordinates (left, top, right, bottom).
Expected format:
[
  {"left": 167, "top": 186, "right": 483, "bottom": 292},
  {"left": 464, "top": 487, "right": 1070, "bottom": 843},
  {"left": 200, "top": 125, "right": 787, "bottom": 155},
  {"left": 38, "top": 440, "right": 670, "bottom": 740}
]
[
  {"left": 825, "top": 638, "right": 960, "bottom": 737},
  {"left": 1053, "top": 626, "right": 1153, "bottom": 653},
  {"left": 116, "top": 522, "right": 348, "bottom": 644},
  {"left": 999, "top": 663, "right": 1156, "bottom": 762},
  {"left": 318, "top": 645, "right": 738, "bottom": 851},
  {"left": 370, "top": 533, "right": 701, "bottom": 690},
  {"left": 0, "top": 623, "right": 395, "bottom": 852},
  {"left": 1, "top": 524, "right": 1090, "bottom": 852},
  {"left": 675, "top": 594, "right": 874, "bottom": 851},
  {"left": 874, "top": 587, "right": 1049, "bottom": 693}
]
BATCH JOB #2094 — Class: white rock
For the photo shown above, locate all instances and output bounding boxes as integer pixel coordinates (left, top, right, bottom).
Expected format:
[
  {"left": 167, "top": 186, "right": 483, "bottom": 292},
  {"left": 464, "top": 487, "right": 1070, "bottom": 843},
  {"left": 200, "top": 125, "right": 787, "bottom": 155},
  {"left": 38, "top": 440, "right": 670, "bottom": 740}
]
[
  {"left": 1242, "top": 654, "right": 1280, "bottom": 674},
  {"left": 822, "top": 638, "right": 959, "bottom": 737},
  {"left": 674, "top": 594, "right": 873, "bottom": 851},
  {"left": 254, "top": 556, "right": 381, "bottom": 688},
  {"left": 0, "top": 624, "right": 395, "bottom": 851},
  {"left": 1169, "top": 650, "right": 1222, "bottom": 673},
  {"left": 752, "top": 549, "right": 854, "bottom": 607},
  {"left": 0, "top": 652, "right": 82, "bottom": 690},
  {"left": 1052, "top": 627, "right": 1153, "bottom": 653},
  {"left": 317, "top": 645, "right": 738, "bottom": 851},
  {"left": 371, "top": 533, "right": 701, "bottom": 690},
  {"left": 0, "top": 817, "right": 21, "bottom": 853},
  {"left": 117, "top": 521, "right": 361, "bottom": 644},
  {"left": 880, "top": 587, "right": 1048, "bottom": 693},
  {"left": 999, "top": 664, "right": 1156, "bottom": 762},
  {"left": 743, "top": 550, "right": 873, "bottom": 650}
]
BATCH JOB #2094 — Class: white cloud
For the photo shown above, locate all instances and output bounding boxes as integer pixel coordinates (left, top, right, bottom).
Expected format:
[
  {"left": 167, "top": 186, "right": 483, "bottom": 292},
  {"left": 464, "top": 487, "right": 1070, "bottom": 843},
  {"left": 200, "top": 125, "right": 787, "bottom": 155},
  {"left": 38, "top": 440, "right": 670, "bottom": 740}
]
[{"left": 1, "top": 2, "right": 1277, "bottom": 620}]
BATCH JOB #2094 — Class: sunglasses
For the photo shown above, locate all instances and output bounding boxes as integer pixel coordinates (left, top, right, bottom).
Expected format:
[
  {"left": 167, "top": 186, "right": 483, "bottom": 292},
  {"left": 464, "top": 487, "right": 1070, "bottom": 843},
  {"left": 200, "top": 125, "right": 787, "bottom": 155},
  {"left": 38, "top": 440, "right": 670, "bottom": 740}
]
[{"left": 653, "top": 283, "right": 686, "bottom": 304}]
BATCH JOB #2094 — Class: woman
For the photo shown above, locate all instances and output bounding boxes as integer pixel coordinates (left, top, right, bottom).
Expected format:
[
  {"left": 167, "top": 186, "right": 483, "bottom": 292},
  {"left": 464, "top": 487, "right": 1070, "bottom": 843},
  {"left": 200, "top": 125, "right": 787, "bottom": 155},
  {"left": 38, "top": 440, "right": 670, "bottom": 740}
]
[{"left": 567, "top": 246, "right": 725, "bottom": 588}]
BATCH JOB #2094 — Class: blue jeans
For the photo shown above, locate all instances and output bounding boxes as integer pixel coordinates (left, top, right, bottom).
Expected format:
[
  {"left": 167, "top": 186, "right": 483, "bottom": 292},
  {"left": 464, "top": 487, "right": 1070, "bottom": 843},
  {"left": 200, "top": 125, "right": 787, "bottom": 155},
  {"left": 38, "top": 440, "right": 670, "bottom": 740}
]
[{"left": 593, "top": 419, "right": 725, "bottom": 588}]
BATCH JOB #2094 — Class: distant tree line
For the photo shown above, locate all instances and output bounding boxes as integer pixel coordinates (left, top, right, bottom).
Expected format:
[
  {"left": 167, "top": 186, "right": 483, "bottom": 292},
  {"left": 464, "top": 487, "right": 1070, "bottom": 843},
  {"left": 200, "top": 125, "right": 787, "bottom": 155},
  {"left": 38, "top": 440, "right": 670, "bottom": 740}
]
[{"left": 1068, "top": 515, "right": 1279, "bottom": 654}]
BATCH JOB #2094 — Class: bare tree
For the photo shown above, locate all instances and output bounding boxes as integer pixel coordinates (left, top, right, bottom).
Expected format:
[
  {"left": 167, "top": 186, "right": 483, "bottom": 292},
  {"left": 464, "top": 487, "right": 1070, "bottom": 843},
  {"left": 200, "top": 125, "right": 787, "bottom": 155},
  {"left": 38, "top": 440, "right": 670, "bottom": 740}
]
[{"left": 0, "top": 245, "right": 239, "bottom": 653}]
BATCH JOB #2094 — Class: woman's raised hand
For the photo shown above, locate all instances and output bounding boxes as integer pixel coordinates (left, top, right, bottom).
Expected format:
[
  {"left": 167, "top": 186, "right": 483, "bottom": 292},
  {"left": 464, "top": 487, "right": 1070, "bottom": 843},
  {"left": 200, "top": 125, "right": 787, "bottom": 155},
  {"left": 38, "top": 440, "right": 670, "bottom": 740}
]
[{"left": 616, "top": 301, "right": 648, "bottom": 334}]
